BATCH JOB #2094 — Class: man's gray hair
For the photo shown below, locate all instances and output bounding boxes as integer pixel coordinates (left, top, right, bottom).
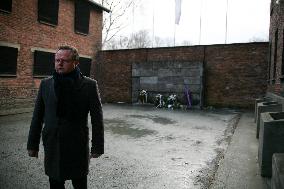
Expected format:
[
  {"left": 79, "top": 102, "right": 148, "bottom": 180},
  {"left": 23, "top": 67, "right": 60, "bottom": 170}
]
[{"left": 56, "top": 45, "right": 79, "bottom": 61}]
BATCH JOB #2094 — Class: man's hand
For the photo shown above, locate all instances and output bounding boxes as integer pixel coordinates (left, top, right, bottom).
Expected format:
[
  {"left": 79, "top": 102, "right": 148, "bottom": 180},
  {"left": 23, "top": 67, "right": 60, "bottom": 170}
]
[
  {"left": 28, "top": 150, "right": 38, "bottom": 158},
  {"left": 90, "top": 153, "right": 102, "bottom": 159}
]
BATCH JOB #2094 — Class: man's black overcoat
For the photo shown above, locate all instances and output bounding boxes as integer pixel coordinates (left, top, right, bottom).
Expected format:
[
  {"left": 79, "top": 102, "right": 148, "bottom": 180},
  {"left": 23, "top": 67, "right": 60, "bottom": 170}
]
[{"left": 27, "top": 75, "right": 104, "bottom": 180}]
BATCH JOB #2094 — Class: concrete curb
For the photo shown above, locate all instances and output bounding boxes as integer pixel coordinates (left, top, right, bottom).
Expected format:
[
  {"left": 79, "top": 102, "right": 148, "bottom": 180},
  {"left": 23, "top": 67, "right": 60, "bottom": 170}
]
[{"left": 210, "top": 112, "right": 270, "bottom": 189}]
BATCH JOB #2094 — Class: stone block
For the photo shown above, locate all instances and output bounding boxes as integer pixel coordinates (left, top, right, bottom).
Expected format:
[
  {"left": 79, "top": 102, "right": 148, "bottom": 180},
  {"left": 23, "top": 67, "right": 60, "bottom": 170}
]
[
  {"left": 258, "top": 112, "right": 284, "bottom": 177},
  {"left": 158, "top": 76, "right": 183, "bottom": 84},
  {"left": 140, "top": 77, "right": 158, "bottom": 85},
  {"left": 184, "top": 77, "right": 201, "bottom": 85},
  {"left": 132, "top": 77, "right": 140, "bottom": 91},
  {"left": 139, "top": 69, "right": 156, "bottom": 77},
  {"left": 256, "top": 102, "right": 282, "bottom": 138},
  {"left": 140, "top": 61, "right": 153, "bottom": 69},
  {"left": 254, "top": 97, "right": 272, "bottom": 123},
  {"left": 181, "top": 69, "right": 201, "bottom": 77},
  {"left": 152, "top": 61, "right": 160, "bottom": 70},
  {"left": 156, "top": 61, "right": 171, "bottom": 69},
  {"left": 140, "top": 83, "right": 157, "bottom": 91},
  {"left": 165, "top": 83, "right": 174, "bottom": 90},
  {"left": 171, "top": 84, "right": 186, "bottom": 93},
  {"left": 132, "top": 69, "right": 140, "bottom": 77},
  {"left": 171, "top": 68, "right": 182, "bottom": 76},
  {"left": 131, "top": 77, "right": 140, "bottom": 102},
  {"left": 158, "top": 69, "right": 173, "bottom": 77},
  {"left": 140, "top": 77, "right": 158, "bottom": 91},
  {"left": 271, "top": 153, "right": 284, "bottom": 189},
  {"left": 156, "top": 83, "right": 167, "bottom": 92},
  {"left": 187, "top": 85, "right": 201, "bottom": 93},
  {"left": 132, "top": 62, "right": 139, "bottom": 69},
  {"left": 179, "top": 61, "right": 202, "bottom": 68},
  {"left": 132, "top": 91, "right": 139, "bottom": 103}
]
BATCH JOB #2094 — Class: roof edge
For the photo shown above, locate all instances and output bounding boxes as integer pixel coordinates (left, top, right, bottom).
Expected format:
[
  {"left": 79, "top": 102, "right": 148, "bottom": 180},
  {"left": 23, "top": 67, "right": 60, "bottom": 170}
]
[{"left": 88, "top": 0, "right": 111, "bottom": 13}]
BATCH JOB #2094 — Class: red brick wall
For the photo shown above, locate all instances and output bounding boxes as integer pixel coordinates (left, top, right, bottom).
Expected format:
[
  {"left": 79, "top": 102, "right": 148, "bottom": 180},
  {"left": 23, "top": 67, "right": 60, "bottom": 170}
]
[
  {"left": 95, "top": 43, "right": 268, "bottom": 109},
  {"left": 94, "top": 46, "right": 205, "bottom": 103},
  {"left": 0, "top": 0, "right": 103, "bottom": 114},
  {"left": 268, "top": 0, "right": 284, "bottom": 96},
  {"left": 0, "top": 0, "right": 269, "bottom": 111},
  {"left": 205, "top": 43, "right": 268, "bottom": 108}
]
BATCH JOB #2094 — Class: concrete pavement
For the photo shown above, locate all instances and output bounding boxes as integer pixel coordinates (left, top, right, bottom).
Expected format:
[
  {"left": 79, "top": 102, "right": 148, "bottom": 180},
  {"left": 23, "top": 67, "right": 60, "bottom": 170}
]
[
  {"left": 0, "top": 104, "right": 273, "bottom": 188},
  {"left": 210, "top": 112, "right": 271, "bottom": 189}
]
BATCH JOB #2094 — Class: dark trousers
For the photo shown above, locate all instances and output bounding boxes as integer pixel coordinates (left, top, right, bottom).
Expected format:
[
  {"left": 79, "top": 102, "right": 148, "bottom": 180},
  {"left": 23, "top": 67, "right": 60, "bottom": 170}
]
[{"left": 49, "top": 176, "right": 87, "bottom": 189}]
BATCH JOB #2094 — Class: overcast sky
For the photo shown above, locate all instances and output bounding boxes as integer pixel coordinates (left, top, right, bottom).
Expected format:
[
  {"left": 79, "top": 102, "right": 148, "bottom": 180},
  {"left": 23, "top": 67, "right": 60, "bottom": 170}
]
[{"left": 103, "top": 0, "right": 271, "bottom": 46}]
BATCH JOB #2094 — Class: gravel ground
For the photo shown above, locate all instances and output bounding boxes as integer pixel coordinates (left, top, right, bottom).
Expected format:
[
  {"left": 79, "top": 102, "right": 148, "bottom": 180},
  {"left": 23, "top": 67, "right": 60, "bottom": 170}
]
[{"left": 0, "top": 104, "right": 240, "bottom": 189}]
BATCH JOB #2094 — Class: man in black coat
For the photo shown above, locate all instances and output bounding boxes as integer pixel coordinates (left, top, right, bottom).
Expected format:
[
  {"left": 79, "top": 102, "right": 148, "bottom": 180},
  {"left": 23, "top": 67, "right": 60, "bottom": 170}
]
[{"left": 27, "top": 45, "right": 104, "bottom": 189}]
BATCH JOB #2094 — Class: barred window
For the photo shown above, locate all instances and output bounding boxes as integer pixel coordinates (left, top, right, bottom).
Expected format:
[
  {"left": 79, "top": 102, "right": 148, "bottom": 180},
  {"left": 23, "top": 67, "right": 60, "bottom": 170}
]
[
  {"left": 33, "top": 51, "right": 55, "bottom": 76},
  {"left": 38, "top": 0, "right": 59, "bottom": 25},
  {"left": 75, "top": 1, "right": 90, "bottom": 34},
  {"left": 0, "top": 46, "right": 18, "bottom": 76},
  {"left": 78, "top": 57, "right": 91, "bottom": 77},
  {"left": 33, "top": 50, "right": 91, "bottom": 77},
  {"left": 0, "top": 0, "right": 12, "bottom": 13}
]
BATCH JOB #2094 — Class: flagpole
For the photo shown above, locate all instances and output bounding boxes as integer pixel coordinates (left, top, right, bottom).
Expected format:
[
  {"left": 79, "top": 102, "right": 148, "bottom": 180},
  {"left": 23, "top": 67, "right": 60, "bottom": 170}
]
[
  {"left": 174, "top": 24, "right": 176, "bottom": 46},
  {"left": 199, "top": 0, "right": 203, "bottom": 45},
  {"left": 174, "top": 0, "right": 181, "bottom": 46},
  {"left": 152, "top": 1, "right": 155, "bottom": 47},
  {"left": 132, "top": 1, "right": 135, "bottom": 37},
  {"left": 225, "top": 0, "right": 229, "bottom": 44}
]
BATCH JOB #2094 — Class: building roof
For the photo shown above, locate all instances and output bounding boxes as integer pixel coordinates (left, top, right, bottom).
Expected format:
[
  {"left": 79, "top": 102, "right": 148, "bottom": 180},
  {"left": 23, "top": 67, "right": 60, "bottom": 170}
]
[{"left": 88, "top": 0, "right": 111, "bottom": 13}]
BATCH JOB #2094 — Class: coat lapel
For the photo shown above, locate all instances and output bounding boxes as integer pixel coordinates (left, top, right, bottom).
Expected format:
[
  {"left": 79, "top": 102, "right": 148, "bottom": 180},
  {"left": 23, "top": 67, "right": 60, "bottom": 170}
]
[
  {"left": 50, "top": 78, "right": 58, "bottom": 102},
  {"left": 74, "top": 75, "right": 85, "bottom": 91}
]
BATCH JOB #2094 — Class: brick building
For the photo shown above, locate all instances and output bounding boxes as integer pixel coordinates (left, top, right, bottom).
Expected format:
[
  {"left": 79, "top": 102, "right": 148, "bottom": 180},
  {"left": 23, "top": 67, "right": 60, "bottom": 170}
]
[
  {"left": 267, "top": 0, "right": 284, "bottom": 106},
  {"left": 0, "top": 0, "right": 109, "bottom": 115},
  {"left": 0, "top": 0, "right": 274, "bottom": 112}
]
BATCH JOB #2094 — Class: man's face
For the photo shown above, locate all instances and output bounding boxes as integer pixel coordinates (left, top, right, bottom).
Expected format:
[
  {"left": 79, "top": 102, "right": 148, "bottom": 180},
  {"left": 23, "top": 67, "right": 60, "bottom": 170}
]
[{"left": 55, "top": 49, "right": 79, "bottom": 74}]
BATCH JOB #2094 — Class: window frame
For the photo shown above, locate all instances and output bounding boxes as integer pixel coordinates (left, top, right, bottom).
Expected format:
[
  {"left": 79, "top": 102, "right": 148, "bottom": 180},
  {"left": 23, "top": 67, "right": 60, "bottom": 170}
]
[
  {"left": 0, "top": 0, "right": 12, "bottom": 14},
  {"left": 78, "top": 57, "right": 92, "bottom": 77},
  {"left": 32, "top": 49, "right": 92, "bottom": 77},
  {"left": 33, "top": 50, "right": 55, "bottom": 77},
  {"left": 38, "top": 0, "right": 59, "bottom": 26},
  {"left": 74, "top": 1, "right": 90, "bottom": 35},
  {"left": 0, "top": 45, "right": 19, "bottom": 77}
]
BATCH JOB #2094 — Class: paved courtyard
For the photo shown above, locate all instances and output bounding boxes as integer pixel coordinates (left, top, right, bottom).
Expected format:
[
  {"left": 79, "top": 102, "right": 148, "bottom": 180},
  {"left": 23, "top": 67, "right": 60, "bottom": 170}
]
[{"left": 0, "top": 104, "right": 240, "bottom": 189}]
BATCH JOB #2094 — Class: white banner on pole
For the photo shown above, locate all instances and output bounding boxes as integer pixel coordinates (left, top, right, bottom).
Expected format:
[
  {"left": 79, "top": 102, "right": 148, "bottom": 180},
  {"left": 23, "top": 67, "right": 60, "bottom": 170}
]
[{"left": 175, "top": 0, "right": 182, "bottom": 24}]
